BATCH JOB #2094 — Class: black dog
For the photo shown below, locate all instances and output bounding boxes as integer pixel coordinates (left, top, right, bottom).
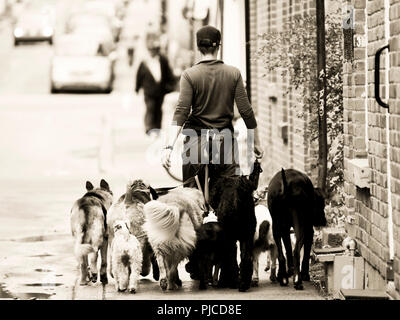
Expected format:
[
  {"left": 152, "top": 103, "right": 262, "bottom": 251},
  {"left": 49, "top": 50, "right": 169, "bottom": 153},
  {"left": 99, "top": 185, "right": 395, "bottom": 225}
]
[
  {"left": 267, "top": 168, "right": 327, "bottom": 290},
  {"left": 185, "top": 215, "right": 221, "bottom": 290},
  {"left": 209, "top": 175, "right": 257, "bottom": 292}
]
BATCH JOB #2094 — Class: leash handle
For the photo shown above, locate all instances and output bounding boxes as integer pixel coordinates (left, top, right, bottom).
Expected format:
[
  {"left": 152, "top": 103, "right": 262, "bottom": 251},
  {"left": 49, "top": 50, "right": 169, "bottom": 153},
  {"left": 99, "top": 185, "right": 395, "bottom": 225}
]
[{"left": 204, "top": 164, "right": 209, "bottom": 204}]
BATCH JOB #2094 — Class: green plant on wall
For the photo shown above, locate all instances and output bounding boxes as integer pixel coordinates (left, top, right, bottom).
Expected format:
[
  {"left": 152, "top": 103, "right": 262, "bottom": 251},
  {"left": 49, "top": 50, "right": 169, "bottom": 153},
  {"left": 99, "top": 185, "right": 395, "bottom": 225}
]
[{"left": 255, "top": 9, "right": 344, "bottom": 219}]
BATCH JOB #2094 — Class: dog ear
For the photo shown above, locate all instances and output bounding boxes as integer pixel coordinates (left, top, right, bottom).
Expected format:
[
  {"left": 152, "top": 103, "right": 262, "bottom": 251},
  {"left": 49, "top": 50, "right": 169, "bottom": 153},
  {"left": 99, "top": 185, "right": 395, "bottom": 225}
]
[
  {"left": 100, "top": 179, "right": 110, "bottom": 191},
  {"left": 149, "top": 187, "right": 158, "bottom": 200},
  {"left": 86, "top": 181, "right": 94, "bottom": 191}
]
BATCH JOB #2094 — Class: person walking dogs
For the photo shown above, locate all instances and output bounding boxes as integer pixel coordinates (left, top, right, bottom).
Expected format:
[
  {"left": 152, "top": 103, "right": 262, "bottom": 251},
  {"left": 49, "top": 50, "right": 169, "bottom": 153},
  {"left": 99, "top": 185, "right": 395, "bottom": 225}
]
[
  {"left": 135, "top": 32, "right": 175, "bottom": 138},
  {"left": 161, "top": 25, "right": 263, "bottom": 191}
]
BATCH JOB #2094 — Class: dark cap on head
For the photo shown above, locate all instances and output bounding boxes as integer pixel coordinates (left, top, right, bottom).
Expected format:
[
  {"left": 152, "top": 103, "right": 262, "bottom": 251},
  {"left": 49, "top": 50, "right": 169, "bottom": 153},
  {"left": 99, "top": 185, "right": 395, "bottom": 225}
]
[{"left": 196, "top": 25, "right": 221, "bottom": 47}]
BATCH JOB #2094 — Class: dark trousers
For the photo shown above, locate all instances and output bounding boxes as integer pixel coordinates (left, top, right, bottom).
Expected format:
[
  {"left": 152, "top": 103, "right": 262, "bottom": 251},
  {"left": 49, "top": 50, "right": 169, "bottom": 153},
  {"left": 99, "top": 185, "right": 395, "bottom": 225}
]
[
  {"left": 144, "top": 95, "right": 164, "bottom": 134},
  {"left": 182, "top": 132, "right": 240, "bottom": 191}
]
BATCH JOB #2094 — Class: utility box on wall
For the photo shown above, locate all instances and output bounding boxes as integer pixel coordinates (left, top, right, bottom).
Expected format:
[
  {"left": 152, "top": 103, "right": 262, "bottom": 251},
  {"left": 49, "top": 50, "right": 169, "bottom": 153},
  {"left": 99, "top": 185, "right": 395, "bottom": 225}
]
[{"left": 333, "top": 256, "right": 364, "bottom": 294}]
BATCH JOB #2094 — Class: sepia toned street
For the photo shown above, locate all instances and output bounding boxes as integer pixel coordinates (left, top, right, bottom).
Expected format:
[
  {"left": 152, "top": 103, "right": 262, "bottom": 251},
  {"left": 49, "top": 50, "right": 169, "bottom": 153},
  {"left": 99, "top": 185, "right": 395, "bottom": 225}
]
[{"left": 0, "top": 0, "right": 325, "bottom": 300}]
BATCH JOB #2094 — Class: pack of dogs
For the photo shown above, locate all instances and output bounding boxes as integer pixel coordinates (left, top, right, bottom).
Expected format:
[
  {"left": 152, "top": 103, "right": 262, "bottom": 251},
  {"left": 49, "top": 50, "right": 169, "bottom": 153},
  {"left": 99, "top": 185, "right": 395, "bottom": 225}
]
[{"left": 70, "top": 167, "right": 327, "bottom": 293}]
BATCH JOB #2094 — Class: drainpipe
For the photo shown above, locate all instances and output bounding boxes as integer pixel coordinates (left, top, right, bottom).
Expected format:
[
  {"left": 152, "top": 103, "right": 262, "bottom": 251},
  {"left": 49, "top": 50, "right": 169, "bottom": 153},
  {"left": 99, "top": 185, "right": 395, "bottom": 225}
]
[
  {"left": 384, "top": 0, "right": 394, "bottom": 269},
  {"left": 376, "top": 0, "right": 394, "bottom": 286}
]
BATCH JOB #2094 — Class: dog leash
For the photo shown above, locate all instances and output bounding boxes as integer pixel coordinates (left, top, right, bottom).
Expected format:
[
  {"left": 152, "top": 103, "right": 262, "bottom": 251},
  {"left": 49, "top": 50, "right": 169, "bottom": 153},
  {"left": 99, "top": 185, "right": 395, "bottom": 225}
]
[
  {"left": 197, "top": 164, "right": 213, "bottom": 216},
  {"left": 154, "top": 174, "right": 199, "bottom": 195}
]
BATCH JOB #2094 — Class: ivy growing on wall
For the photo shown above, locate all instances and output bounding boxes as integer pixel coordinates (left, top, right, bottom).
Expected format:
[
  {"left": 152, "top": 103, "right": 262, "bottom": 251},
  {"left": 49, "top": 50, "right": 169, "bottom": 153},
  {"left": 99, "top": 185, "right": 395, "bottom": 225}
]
[{"left": 256, "top": 9, "right": 344, "bottom": 221}]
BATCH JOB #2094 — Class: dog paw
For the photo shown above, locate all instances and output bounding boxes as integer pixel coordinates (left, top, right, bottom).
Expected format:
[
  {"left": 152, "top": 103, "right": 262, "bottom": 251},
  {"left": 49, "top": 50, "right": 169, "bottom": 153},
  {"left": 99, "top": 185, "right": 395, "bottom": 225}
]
[
  {"left": 160, "top": 278, "right": 168, "bottom": 291},
  {"left": 129, "top": 288, "right": 136, "bottom": 294},
  {"left": 79, "top": 280, "right": 89, "bottom": 286},
  {"left": 294, "top": 283, "right": 304, "bottom": 290},
  {"left": 270, "top": 273, "right": 277, "bottom": 283},
  {"left": 293, "top": 274, "right": 304, "bottom": 290},
  {"left": 251, "top": 279, "right": 259, "bottom": 287},
  {"left": 277, "top": 274, "right": 289, "bottom": 286},
  {"left": 264, "top": 266, "right": 270, "bottom": 272},
  {"left": 100, "top": 274, "right": 108, "bottom": 285},
  {"left": 117, "top": 288, "right": 126, "bottom": 292}
]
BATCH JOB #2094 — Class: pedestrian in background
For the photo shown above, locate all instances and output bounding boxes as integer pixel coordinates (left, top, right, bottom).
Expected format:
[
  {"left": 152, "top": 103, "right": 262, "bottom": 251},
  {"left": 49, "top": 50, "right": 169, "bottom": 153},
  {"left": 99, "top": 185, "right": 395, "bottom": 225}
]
[{"left": 135, "top": 32, "right": 176, "bottom": 138}]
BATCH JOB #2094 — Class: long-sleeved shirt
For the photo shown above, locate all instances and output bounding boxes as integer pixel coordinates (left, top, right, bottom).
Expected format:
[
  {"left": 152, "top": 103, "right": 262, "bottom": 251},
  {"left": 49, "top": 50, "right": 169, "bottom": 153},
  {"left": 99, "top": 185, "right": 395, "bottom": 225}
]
[
  {"left": 172, "top": 60, "right": 257, "bottom": 131},
  {"left": 135, "top": 54, "right": 174, "bottom": 98}
]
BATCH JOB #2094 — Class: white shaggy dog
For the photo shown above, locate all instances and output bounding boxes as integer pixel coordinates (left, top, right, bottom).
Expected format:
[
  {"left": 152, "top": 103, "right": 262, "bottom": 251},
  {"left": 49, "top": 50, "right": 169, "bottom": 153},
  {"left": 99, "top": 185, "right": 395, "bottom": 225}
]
[
  {"left": 143, "top": 187, "right": 205, "bottom": 291},
  {"left": 110, "top": 220, "right": 143, "bottom": 293}
]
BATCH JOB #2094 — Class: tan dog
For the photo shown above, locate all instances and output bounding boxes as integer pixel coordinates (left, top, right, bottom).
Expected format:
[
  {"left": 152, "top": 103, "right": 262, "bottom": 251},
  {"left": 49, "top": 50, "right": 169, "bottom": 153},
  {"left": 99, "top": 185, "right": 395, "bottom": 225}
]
[
  {"left": 143, "top": 187, "right": 205, "bottom": 291},
  {"left": 70, "top": 179, "right": 113, "bottom": 285},
  {"left": 110, "top": 220, "right": 143, "bottom": 293}
]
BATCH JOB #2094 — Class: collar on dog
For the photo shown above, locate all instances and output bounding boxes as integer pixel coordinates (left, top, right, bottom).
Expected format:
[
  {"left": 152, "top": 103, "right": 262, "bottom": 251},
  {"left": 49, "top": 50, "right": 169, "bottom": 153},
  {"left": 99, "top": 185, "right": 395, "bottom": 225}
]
[
  {"left": 203, "top": 211, "right": 218, "bottom": 224},
  {"left": 84, "top": 191, "right": 105, "bottom": 202}
]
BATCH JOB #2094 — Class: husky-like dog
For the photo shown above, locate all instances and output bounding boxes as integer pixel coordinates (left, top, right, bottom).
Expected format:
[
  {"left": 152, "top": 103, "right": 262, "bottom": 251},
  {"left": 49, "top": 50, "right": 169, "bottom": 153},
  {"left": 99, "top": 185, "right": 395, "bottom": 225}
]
[
  {"left": 143, "top": 187, "right": 205, "bottom": 291},
  {"left": 110, "top": 220, "right": 143, "bottom": 293},
  {"left": 70, "top": 179, "right": 113, "bottom": 285},
  {"left": 107, "top": 180, "right": 159, "bottom": 281}
]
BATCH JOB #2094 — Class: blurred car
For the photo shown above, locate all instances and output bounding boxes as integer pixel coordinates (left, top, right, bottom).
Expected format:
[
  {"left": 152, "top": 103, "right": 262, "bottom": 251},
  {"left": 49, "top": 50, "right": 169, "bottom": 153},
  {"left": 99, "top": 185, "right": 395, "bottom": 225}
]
[
  {"left": 13, "top": 12, "right": 54, "bottom": 45},
  {"left": 50, "top": 35, "right": 115, "bottom": 93}
]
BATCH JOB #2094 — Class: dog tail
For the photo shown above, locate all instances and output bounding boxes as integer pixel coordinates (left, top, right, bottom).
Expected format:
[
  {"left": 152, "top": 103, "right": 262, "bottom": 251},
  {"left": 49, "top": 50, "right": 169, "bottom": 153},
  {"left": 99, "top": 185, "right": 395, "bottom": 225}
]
[
  {"left": 74, "top": 241, "right": 95, "bottom": 260},
  {"left": 143, "top": 200, "right": 180, "bottom": 237},
  {"left": 281, "top": 168, "right": 288, "bottom": 194}
]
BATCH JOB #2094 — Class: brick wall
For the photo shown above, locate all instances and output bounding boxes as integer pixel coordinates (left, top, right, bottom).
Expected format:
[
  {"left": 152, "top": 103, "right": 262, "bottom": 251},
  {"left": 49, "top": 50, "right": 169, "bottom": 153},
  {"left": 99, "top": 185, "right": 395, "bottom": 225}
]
[
  {"left": 343, "top": 0, "right": 400, "bottom": 297},
  {"left": 249, "top": 0, "right": 317, "bottom": 187},
  {"left": 249, "top": 0, "right": 400, "bottom": 297},
  {"left": 389, "top": 0, "right": 400, "bottom": 298}
]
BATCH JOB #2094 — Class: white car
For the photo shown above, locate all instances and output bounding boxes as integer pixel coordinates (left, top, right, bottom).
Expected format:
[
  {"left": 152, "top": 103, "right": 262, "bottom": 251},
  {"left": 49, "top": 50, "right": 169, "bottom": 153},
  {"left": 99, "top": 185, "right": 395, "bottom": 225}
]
[
  {"left": 50, "top": 35, "right": 114, "bottom": 93},
  {"left": 13, "top": 12, "right": 54, "bottom": 45}
]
